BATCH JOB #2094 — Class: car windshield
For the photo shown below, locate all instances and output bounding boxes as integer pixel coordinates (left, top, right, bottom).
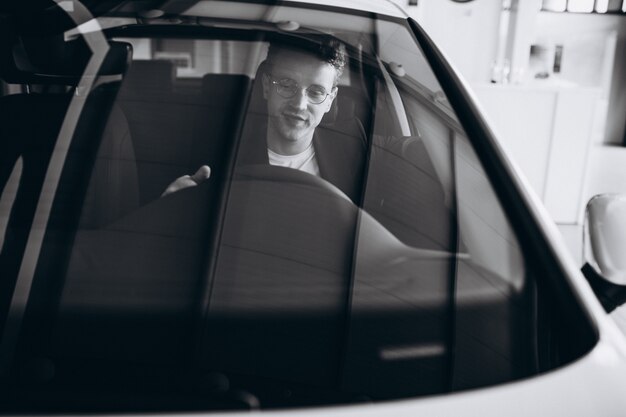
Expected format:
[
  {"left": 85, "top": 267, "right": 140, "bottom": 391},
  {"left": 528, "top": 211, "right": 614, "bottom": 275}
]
[{"left": 0, "top": 0, "right": 596, "bottom": 413}]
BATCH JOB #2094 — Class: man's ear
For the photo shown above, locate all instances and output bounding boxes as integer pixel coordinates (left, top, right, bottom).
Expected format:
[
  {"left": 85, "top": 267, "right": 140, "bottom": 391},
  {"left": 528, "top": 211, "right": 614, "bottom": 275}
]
[
  {"left": 262, "top": 73, "right": 270, "bottom": 100},
  {"left": 324, "top": 86, "right": 338, "bottom": 113}
]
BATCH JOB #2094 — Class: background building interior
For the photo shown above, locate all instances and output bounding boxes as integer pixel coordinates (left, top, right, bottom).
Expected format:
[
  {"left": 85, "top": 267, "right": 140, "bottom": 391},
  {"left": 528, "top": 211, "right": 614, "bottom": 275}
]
[{"left": 392, "top": 0, "right": 626, "bottom": 265}]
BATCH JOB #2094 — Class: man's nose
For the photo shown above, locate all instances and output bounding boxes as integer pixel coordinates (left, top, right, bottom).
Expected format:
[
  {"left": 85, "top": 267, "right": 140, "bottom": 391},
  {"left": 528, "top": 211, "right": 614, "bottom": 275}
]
[{"left": 289, "top": 88, "right": 308, "bottom": 109}]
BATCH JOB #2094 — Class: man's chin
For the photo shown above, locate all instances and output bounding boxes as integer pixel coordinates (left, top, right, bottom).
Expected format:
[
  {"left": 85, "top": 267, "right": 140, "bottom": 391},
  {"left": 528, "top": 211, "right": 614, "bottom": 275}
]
[
  {"left": 269, "top": 119, "right": 313, "bottom": 145},
  {"left": 282, "top": 135, "right": 308, "bottom": 144},
  {"left": 278, "top": 128, "right": 311, "bottom": 143}
]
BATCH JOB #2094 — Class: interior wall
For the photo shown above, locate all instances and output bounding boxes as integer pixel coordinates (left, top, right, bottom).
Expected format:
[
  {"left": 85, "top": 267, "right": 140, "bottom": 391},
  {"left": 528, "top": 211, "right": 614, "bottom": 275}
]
[
  {"left": 410, "top": 0, "right": 502, "bottom": 84},
  {"left": 400, "top": 0, "right": 626, "bottom": 145},
  {"left": 608, "top": 24, "right": 626, "bottom": 145},
  {"left": 533, "top": 12, "right": 626, "bottom": 144}
]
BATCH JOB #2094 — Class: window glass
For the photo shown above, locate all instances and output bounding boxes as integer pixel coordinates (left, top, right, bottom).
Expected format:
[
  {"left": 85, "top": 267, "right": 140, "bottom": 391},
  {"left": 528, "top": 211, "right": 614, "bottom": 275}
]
[
  {"left": 117, "top": 37, "right": 267, "bottom": 77},
  {"left": 0, "top": 4, "right": 596, "bottom": 412}
]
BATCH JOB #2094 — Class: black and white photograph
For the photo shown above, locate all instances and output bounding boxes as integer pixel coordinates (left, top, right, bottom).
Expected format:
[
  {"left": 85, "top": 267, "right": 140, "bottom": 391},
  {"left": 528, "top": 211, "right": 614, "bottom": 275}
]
[{"left": 1, "top": 0, "right": 626, "bottom": 415}]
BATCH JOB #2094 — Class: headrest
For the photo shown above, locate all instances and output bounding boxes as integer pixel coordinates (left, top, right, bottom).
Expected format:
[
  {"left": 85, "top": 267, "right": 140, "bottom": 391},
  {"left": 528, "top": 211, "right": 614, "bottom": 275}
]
[
  {"left": 201, "top": 73, "right": 250, "bottom": 104},
  {"left": 118, "top": 60, "right": 176, "bottom": 100}
]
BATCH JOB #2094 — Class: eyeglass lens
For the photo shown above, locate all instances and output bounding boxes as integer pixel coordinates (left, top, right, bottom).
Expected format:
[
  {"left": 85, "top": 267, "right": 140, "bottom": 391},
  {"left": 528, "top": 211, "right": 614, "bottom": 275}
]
[{"left": 273, "top": 78, "right": 328, "bottom": 104}]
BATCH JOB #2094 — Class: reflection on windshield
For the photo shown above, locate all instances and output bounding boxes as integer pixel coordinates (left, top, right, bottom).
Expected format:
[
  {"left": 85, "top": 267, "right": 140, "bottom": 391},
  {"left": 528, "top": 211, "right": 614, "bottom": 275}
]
[{"left": 0, "top": 5, "right": 596, "bottom": 412}]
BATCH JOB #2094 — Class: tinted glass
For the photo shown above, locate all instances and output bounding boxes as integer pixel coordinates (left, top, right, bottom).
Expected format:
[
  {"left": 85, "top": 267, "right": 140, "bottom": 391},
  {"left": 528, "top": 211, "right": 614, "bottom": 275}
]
[{"left": 0, "top": 1, "right": 596, "bottom": 412}]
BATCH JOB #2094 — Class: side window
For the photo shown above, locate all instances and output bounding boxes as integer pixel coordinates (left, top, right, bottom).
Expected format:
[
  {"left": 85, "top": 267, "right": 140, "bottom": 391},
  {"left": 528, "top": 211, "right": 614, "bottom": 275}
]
[
  {"left": 454, "top": 133, "right": 524, "bottom": 287},
  {"left": 338, "top": 59, "right": 533, "bottom": 397},
  {"left": 400, "top": 84, "right": 524, "bottom": 287}
]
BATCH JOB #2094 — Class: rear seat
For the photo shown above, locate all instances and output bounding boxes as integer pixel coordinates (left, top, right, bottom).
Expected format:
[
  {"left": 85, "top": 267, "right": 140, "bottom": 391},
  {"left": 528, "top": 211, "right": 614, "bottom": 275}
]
[{"left": 116, "top": 60, "right": 251, "bottom": 204}]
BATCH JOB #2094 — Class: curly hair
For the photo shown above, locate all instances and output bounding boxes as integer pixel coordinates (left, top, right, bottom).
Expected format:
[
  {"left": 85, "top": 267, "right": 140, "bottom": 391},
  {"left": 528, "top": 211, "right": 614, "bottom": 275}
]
[{"left": 265, "top": 37, "right": 347, "bottom": 86}]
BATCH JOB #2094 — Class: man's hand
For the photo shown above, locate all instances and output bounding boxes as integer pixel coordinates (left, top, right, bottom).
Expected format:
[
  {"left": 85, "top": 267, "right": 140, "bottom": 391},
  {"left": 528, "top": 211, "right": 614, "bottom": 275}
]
[{"left": 161, "top": 165, "right": 211, "bottom": 197}]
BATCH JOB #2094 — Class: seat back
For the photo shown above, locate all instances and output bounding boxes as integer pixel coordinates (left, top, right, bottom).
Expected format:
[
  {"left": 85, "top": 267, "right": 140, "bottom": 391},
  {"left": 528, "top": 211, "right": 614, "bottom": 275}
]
[
  {"left": 203, "top": 165, "right": 358, "bottom": 388},
  {"left": 116, "top": 61, "right": 251, "bottom": 203}
]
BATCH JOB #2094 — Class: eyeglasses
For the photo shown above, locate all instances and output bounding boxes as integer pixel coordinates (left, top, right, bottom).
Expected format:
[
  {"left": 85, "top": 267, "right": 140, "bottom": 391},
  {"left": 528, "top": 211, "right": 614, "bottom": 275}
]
[{"left": 268, "top": 76, "right": 331, "bottom": 105}]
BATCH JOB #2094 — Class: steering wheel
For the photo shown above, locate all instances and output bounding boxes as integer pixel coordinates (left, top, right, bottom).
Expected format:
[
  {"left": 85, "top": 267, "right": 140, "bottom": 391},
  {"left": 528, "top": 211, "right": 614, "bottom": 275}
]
[{"left": 233, "top": 164, "right": 352, "bottom": 202}]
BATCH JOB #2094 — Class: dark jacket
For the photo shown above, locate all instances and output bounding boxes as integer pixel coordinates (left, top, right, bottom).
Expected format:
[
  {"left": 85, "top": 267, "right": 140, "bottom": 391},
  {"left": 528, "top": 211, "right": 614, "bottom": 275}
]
[{"left": 236, "top": 113, "right": 367, "bottom": 203}]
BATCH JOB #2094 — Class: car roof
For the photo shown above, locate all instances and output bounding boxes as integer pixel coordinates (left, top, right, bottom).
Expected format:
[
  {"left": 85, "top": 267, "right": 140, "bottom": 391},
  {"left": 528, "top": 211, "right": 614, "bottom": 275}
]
[
  {"left": 0, "top": 0, "right": 409, "bottom": 38},
  {"left": 108, "top": 0, "right": 409, "bottom": 21},
  {"left": 286, "top": 0, "right": 408, "bottom": 18}
]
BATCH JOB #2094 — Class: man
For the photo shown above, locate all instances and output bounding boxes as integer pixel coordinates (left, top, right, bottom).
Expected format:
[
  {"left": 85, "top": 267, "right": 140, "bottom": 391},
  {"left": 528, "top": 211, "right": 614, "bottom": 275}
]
[{"left": 162, "top": 38, "right": 365, "bottom": 202}]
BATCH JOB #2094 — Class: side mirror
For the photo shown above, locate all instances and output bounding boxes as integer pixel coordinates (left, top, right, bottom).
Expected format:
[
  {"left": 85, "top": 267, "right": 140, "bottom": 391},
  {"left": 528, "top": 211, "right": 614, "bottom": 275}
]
[{"left": 582, "top": 194, "right": 626, "bottom": 312}]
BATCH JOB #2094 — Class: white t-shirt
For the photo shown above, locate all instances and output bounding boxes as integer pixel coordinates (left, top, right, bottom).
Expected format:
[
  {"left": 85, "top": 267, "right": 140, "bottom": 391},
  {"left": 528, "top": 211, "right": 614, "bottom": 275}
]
[{"left": 268, "top": 143, "right": 320, "bottom": 177}]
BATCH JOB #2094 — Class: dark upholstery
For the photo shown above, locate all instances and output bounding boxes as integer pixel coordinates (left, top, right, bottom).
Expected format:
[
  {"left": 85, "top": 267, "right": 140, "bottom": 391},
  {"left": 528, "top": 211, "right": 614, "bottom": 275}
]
[
  {"left": 79, "top": 104, "right": 139, "bottom": 228},
  {"left": 117, "top": 59, "right": 175, "bottom": 100},
  {"left": 116, "top": 61, "right": 251, "bottom": 203},
  {"left": 204, "top": 165, "right": 358, "bottom": 387},
  {"left": 363, "top": 134, "right": 451, "bottom": 250}
]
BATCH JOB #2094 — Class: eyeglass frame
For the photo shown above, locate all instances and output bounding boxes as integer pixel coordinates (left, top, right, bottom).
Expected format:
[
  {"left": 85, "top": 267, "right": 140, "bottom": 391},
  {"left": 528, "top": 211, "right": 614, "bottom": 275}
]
[{"left": 265, "top": 73, "right": 335, "bottom": 105}]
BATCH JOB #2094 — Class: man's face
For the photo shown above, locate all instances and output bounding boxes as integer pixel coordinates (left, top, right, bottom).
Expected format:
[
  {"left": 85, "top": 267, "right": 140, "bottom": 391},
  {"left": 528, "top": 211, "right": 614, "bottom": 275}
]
[{"left": 262, "top": 49, "right": 337, "bottom": 151}]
